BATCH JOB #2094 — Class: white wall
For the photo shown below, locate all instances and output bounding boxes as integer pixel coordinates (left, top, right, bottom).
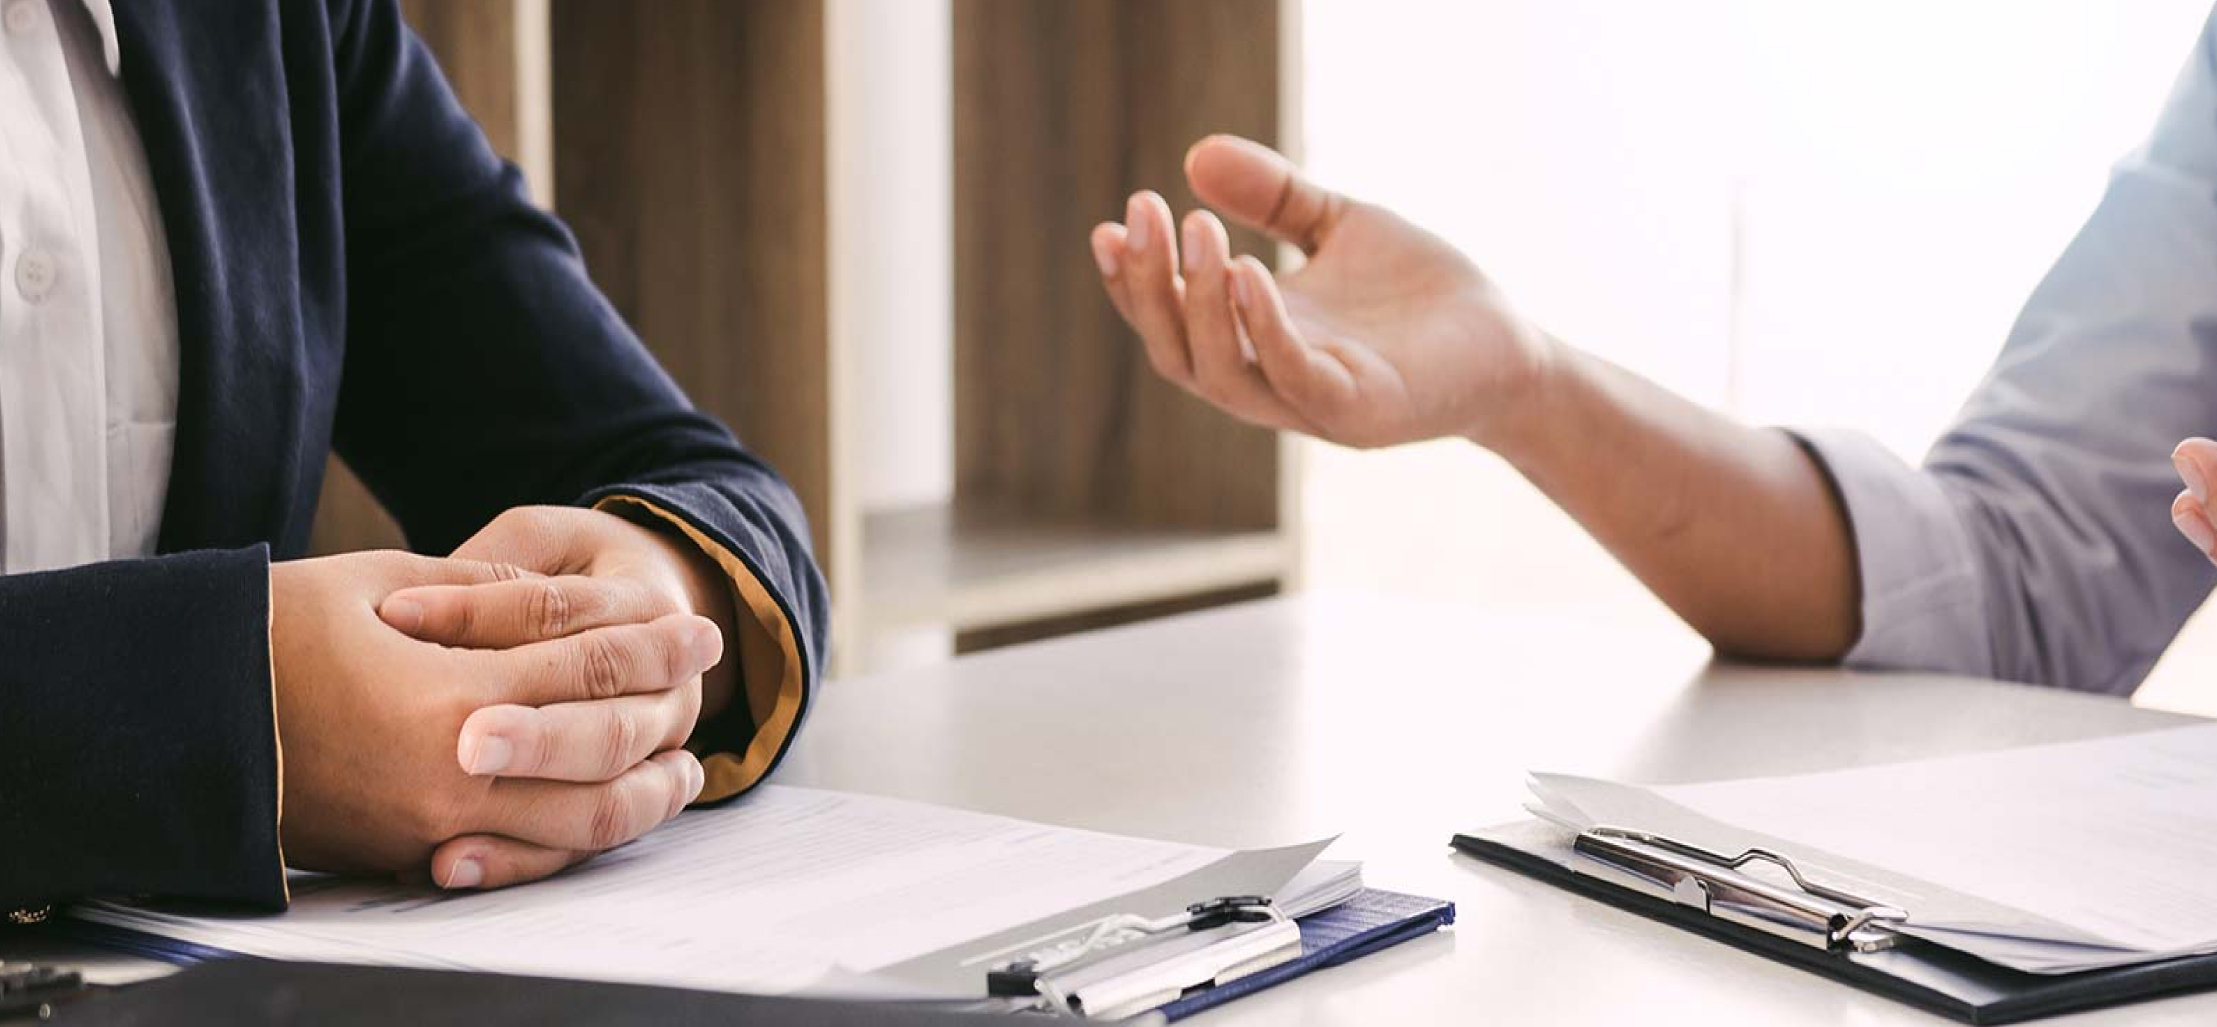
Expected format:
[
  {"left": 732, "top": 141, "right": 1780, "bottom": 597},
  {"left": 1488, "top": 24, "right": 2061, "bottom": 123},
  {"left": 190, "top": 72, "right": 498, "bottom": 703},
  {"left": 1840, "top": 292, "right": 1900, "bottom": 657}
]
[
  {"left": 1297, "top": 0, "right": 2217, "bottom": 708},
  {"left": 829, "top": 0, "right": 954, "bottom": 513}
]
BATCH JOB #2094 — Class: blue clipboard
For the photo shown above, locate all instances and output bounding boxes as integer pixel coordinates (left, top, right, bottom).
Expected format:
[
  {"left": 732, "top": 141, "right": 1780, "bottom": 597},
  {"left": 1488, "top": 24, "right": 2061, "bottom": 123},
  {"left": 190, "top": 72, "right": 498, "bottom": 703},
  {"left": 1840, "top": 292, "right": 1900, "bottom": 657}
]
[{"left": 1157, "top": 888, "right": 1456, "bottom": 1021}]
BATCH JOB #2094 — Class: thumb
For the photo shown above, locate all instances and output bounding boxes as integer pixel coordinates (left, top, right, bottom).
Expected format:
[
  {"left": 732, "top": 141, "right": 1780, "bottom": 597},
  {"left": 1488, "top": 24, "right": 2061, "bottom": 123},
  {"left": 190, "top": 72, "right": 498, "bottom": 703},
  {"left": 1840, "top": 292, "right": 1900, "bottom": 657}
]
[{"left": 1184, "top": 134, "right": 1346, "bottom": 255}]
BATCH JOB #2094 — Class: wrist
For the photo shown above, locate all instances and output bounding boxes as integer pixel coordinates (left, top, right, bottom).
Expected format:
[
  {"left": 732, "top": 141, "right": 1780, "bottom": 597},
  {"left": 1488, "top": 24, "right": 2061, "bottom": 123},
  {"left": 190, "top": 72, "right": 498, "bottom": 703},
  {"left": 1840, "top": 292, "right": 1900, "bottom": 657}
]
[{"left": 1463, "top": 323, "right": 1573, "bottom": 461}]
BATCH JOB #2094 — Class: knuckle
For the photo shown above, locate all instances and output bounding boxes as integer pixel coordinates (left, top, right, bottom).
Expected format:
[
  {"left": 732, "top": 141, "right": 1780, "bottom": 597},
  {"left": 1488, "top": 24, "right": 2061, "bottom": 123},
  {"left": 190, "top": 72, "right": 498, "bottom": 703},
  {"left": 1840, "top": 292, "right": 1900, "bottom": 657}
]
[
  {"left": 600, "top": 710, "right": 643, "bottom": 776},
  {"left": 529, "top": 581, "right": 572, "bottom": 637},
  {"left": 586, "top": 789, "right": 635, "bottom": 851},
  {"left": 1316, "top": 192, "right": 1348, "bottom": 233},
  {"left": 578, "top": 634, "right": 628, "bottom": 700}
]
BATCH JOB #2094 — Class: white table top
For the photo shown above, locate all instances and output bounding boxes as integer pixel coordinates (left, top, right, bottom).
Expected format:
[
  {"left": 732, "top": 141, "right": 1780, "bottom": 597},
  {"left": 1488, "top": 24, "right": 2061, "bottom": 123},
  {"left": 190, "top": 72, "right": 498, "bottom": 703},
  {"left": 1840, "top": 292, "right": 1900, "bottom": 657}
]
[
  {"left": 780, "top": 591, "right": 2213, "bottom": 1025},
  {"left": 14, "top": 591, "right": 2209, "bottom": 1023}
]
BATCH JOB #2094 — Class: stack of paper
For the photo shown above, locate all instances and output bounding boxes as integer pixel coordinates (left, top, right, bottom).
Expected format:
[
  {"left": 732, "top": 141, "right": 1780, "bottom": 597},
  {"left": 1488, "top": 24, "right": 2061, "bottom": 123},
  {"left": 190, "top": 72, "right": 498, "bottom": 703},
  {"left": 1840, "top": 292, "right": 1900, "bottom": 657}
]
[
  {"left": 74, "top": 786, "right": 1345, "bottom": 999},
  {"left": 1524, "top": 722, "right": 2217, "bottom": 974},
  {"left": 1276, "top": 859, "right": 1364, "bottom": 919}
]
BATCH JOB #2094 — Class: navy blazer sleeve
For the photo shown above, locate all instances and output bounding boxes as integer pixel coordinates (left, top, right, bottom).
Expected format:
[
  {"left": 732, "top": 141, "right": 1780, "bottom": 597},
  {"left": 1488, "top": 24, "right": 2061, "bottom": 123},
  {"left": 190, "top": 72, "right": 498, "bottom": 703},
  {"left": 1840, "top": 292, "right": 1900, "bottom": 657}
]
[
  {"left": 323, "top": 0, "right": 827, "bottom": 802},
  {"left": 0, "top": 547, "right": 286, "bottom": 912}
]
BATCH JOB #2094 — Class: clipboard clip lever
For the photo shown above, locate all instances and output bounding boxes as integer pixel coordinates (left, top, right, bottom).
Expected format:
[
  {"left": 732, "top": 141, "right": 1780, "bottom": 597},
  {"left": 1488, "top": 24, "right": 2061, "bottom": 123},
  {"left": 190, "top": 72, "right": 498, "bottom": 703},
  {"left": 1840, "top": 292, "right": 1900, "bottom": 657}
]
[
  {"left": 985, "top": 895, "right": 1294, "bottom": 1014},
  {"left": 986, "top": 896, "right": 1282, "bottom": 995},
  {"left": 1572, "top": 825, "right": 1908, "bottom": 953},
  {"left": 1183, "top": 895, "right": 1277, "bottom": 931}
]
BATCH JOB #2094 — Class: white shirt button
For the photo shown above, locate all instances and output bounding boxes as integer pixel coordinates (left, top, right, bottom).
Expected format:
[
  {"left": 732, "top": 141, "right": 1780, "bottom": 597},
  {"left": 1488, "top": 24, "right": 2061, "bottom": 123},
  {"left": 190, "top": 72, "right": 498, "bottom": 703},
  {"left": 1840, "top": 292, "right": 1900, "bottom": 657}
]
[
  {"left": 16, "top": 249, "right": 56, "bottom": 302},
  {"left": 2, "top": 0, "right": 41, "bottom": 36}
]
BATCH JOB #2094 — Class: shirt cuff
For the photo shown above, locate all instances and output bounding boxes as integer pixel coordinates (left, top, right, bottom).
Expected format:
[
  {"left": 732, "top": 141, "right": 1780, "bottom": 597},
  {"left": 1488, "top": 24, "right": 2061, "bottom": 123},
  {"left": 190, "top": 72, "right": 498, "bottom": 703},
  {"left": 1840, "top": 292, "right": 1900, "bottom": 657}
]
[
  {"left": 1788, "top": 427, "right": 1992, "bottom": 678},
  {"left": 590, "top": 495, "right": 807, "bottom": 804}
]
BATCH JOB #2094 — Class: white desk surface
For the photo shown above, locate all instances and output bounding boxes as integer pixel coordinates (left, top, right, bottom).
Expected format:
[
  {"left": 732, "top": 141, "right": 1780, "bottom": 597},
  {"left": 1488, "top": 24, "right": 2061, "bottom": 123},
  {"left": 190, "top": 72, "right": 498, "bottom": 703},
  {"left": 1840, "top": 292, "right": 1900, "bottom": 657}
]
[
  {"left": 13, "top": 591, "right": 2209, "bottom": 1023},
  {"left": 781, "top": 591, "right": 2213, "bottom": 1025}
]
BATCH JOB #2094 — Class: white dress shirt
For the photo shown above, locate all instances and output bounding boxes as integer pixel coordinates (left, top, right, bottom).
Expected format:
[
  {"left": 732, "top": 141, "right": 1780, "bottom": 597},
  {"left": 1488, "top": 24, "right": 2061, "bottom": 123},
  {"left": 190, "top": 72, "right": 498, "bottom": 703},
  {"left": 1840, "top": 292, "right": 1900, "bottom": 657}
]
[{"left": 0, "top": 0, "right": 176, "bottom": 574}]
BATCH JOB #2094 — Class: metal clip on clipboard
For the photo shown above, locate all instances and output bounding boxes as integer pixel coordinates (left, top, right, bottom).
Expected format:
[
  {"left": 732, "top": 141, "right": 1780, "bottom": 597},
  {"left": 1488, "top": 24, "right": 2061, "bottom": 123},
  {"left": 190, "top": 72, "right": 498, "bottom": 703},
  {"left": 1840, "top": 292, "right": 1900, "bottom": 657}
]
[
  {"left": 986, "top": 896, "right": 1304, "bottom": 1019},
  {"left": 1571, "top": 825, "right": 1909, "bottom": 953}
]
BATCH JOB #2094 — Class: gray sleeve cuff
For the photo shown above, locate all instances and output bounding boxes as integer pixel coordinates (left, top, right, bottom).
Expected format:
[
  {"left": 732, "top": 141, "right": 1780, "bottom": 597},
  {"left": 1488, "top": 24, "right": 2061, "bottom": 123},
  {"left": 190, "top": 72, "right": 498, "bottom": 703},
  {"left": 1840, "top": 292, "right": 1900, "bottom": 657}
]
[{"left": 1789, "top": 427, "right": 1993, "bottom": 678}]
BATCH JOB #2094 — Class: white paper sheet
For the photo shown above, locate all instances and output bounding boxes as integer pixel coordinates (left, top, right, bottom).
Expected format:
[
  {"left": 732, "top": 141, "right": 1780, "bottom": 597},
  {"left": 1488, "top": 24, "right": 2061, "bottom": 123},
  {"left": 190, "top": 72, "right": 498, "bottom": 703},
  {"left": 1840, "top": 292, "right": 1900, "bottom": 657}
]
[
  {"left": 76, "top": 786, "right": 1234, "bottom": 995},
  {"left": 1657, "top": 723, "right": 2217, "bottom": 959}
]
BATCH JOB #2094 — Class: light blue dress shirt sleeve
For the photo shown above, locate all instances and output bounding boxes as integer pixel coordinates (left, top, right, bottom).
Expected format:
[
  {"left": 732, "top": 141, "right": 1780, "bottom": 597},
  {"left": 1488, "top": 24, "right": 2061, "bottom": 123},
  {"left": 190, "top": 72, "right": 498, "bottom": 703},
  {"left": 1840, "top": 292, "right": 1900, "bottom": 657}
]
[{"left": 1792, "top": 12, "right": 2217, "bottom": 695}]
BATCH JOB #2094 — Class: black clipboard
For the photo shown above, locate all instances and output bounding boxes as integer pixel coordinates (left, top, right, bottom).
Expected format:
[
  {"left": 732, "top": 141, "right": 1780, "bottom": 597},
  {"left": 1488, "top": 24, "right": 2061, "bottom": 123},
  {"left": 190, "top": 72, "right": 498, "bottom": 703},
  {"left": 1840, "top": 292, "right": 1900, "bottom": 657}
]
[
  {"left": 1453, "top": 828, "right": 2217, "bottom": 1024},
  {"left": 42, "top": 960, "right": 1006, "bottom": 1026}
]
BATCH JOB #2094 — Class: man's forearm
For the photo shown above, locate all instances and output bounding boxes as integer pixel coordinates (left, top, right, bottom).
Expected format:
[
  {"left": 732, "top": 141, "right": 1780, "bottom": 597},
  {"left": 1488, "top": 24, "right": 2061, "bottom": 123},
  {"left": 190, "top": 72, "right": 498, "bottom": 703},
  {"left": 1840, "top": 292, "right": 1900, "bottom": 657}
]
[{"left": 1486, "top": 341, "right": 1861, "bottom": 662}]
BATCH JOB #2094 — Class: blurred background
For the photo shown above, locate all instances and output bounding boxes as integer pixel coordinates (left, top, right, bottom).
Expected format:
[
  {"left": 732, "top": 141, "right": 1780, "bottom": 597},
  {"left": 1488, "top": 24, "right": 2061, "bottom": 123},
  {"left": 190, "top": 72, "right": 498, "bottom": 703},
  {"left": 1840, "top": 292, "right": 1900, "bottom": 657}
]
[{"left": 333, "top": 0, "right": 2217, "bottom": 713}]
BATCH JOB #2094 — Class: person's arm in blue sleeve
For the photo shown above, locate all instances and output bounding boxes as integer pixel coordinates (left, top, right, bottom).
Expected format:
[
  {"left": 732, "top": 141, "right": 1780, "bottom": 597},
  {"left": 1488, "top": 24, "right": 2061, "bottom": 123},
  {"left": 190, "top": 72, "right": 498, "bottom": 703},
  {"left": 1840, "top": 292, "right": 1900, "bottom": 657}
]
[
  {"left": 1793, "top": 11, "right": 2217, "bottom": 693},
  {"left": 1082, "top": 14, "right": 2217, "bottom": 693}
]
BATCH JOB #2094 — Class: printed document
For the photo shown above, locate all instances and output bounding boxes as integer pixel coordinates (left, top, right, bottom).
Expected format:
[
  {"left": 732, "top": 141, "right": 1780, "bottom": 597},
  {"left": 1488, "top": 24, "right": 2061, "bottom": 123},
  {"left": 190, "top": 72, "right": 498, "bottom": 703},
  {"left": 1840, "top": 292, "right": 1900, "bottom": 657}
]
[{"left": 76, "top": 786, "right": 1260, "bottom": 995}]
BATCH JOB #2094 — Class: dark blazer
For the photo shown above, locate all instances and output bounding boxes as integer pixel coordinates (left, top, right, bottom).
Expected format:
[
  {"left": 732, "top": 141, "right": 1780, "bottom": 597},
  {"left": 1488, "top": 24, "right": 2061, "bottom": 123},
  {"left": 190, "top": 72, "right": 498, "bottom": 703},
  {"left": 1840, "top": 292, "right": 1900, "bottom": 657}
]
[{"left": 0, "top": 0, "right": 828, "bottom": 914}]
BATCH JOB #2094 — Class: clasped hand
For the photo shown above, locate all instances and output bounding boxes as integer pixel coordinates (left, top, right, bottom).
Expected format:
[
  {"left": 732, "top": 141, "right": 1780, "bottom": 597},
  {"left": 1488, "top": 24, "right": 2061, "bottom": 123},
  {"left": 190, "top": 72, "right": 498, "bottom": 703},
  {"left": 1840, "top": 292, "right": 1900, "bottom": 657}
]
[{"left": 272, "top": 506, "right": 735, "bottom": 892}]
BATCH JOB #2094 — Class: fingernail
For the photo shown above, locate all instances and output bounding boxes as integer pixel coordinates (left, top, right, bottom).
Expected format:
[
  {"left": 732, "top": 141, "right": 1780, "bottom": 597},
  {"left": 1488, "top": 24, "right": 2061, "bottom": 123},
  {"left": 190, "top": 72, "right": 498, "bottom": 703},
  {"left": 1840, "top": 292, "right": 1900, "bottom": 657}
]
[
  {"left": 1232, "top": 265, "right": 1252, "bottom": 308},
  {"left": 1093, "top": 237, "right": 1119, "bottom": 277},
  {"left": 461, "top": 733, "right": 512, "bottom": 776},
  {"left": 443, "top": 858, "right": 483, "bottom": 889},
  {"left": 2177, "top": 452, "right": 2209, "bottom": 503},
  {"left": 1125, "top": 198, "right": 1150, "bottom": 253},
  {"left": 382, "top": 596, "right": 423, "bottom": 634},
  {"left": 1182, "top": 217, "right": 1204, "bottom": 268},
  {"left": 687, "top": 619, "right": 724, "bottom": 670}
]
